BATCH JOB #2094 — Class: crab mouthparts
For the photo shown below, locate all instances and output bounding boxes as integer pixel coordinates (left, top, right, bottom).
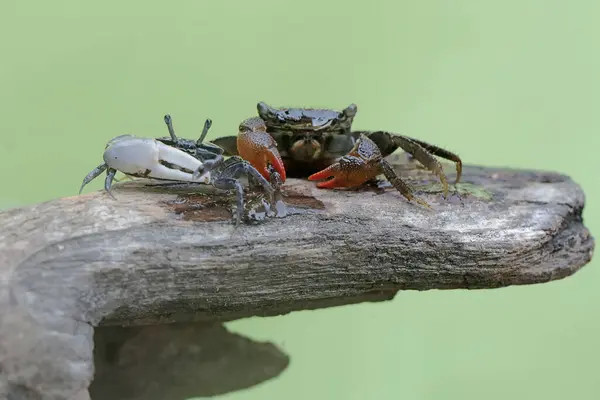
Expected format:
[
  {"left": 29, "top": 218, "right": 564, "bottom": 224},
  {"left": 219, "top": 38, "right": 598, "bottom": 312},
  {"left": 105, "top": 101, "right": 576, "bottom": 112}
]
[{"left": 290, "top": 139, "right": 322, "bottom": 161}]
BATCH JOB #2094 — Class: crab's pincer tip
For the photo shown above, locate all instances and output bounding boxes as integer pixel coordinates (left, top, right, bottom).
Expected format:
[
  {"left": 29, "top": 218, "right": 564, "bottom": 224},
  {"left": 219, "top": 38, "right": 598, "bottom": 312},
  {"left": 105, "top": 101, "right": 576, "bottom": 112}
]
[
  {"left": 453, "top": 160, "right": 463, "bottom": 183},
  {"left": 308, "top": 164, "right": 339, "bottom": 182},
  {"left": 315, "top": 179, "right": 340, "bottom": 189},
  {"left": 267, "top": 149, "right": 287, "bottom": 183},
  {"left": 308, "top": 166, "right": 346, "bottom": 189}
]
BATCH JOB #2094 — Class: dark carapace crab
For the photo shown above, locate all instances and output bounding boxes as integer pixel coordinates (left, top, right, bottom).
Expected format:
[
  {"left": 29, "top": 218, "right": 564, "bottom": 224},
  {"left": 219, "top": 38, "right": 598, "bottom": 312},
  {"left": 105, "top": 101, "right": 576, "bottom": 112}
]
[{"left": 212, "top": 102, "right": 463, "bottom": 206}]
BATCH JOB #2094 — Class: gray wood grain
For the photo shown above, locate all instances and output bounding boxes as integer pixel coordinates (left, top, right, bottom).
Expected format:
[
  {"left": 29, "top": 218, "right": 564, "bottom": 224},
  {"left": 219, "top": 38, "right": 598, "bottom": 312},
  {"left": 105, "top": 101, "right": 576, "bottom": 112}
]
[{"left": 0, "top": 156, "right": 594, "bottom": 399}]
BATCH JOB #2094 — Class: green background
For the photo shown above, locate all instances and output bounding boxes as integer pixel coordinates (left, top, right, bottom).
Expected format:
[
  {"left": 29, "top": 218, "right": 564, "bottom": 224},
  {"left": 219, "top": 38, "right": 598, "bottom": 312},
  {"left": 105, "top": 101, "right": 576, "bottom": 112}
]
[{"left": 1, "top": 1, "right": 598, "bottom": 399}]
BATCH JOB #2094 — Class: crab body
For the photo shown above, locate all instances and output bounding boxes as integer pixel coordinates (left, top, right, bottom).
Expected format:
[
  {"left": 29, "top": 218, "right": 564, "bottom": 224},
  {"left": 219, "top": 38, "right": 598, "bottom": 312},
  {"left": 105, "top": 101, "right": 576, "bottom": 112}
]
[
  {"left": 255, "top": 102, "right": 357, "bottom": 169},
  {"left": 79, "top": 115, "right": 276, "bottom": 224},
  {"left": 211, "top": 102, "right": 463, "bottom": 206},
  {"left": 213, "top": 102, "right": 358, "bottom": 178}
]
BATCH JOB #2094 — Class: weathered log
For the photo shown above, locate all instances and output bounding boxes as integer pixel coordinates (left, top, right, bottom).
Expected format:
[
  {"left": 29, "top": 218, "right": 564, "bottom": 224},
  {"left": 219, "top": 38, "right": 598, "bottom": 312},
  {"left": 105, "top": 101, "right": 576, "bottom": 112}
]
[{"left": 0, "top": 155, "right": 594, "bottom": 400}]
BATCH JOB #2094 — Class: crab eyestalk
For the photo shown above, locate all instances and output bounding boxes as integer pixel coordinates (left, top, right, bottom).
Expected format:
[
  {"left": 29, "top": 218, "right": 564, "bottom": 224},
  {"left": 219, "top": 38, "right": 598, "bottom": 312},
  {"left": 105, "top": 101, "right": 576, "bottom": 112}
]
[
  {"left": 196, "top": 118, "right": 213, "bottom": 146},
  {"left": 164, "top": 114, "right": 177, "bottom": 142},
  {"left": 237, "top": 117, "right": 287, "bottom": 182},
  {"left": 257, "top": 101, "right": 276, "bottom": 121},
  {"left": 340, "top": 103, "right": 358, "bottom": 120}
]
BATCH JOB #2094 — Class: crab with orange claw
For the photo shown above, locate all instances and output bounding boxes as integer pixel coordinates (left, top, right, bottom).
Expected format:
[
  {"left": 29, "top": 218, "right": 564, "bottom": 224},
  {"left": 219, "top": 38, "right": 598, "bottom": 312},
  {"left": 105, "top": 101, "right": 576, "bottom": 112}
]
[{"left": 211, "top": 102, "right": 463, "bottom": 207}]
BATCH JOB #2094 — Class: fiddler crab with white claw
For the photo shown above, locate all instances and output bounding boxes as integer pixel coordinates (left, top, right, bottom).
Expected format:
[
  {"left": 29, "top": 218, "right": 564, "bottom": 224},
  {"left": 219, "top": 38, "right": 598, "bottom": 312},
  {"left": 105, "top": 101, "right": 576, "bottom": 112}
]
[{"left": 79, "top": 115, "right": 280, "bottom": 224}]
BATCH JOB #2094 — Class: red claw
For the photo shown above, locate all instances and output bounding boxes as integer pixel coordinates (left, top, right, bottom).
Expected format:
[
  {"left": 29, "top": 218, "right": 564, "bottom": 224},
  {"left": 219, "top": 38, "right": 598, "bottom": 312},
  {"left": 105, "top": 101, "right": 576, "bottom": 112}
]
[
  {"left": 307, "top": 164, "right": 345, "bottom": 188},
  {"left": 237, "top": 129, "right": 286, "bottom": 182},
  {"left": 308, "top": 156, "right": 378, "bottom": 189},
  {"left": 308, "top": 135, "right": 382, "bottom": 189}
]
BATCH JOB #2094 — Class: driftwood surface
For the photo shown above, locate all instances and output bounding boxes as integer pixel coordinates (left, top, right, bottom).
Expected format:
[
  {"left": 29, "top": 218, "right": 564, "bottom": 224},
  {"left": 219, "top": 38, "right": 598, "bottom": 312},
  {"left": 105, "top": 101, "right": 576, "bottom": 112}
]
[{"left": 0, "top": 155, "right": 595, "bottom": 400}]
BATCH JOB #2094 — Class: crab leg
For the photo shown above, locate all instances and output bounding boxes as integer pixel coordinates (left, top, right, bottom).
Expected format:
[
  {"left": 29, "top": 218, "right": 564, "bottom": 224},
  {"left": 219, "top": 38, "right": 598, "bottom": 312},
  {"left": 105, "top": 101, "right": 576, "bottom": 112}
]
[
  {"left": 236, "top": 117, "right": 286, "bottom": 182},
  {"left": 220, "top": 157, "right": 274, "bottom": 198},
  {"left": 194, "top": 156, "right": 276, "bottom": 224},
  {"left": 403, "top": 136, "right": 462, "bottom": 184},
  {"left": 365, "top": 131, "right": 462, "bottom": 196},
  {"left": 379, "top": 159, "right": 430, "bottom": 208},
  {"left": 79, "top": 163, "right": 108, "bottom": 194},
  {"left": 212, "top": 177, "right": 245, "bottom": 225},
  {"left": 388, "top": 135, "right": 449, "bottom": 198},
  {"left": 104, "top": 168, "right": 117, "bottom": 199}
]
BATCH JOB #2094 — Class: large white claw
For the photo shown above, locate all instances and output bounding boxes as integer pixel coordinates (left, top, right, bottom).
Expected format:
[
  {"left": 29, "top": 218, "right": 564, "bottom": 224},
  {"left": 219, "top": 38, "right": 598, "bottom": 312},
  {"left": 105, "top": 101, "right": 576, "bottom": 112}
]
[{"left": 102, "top": 136, "right": 211, "bottom": 183}]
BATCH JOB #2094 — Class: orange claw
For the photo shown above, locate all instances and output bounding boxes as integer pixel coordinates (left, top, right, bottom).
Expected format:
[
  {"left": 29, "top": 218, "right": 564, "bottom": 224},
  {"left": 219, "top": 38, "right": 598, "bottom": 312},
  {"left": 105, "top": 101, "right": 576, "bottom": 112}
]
[
  {"left": 237, "top": 126, "right": 286, "bottom": 183},
  {"left": 310, "top": 134, "right": 431, "bottom": 208},
  {"left": 308, "top": 159, "right": 379, "bottom": 188},
  {"left": 308, "top": 137, "right": 381, "bottom": 189}
]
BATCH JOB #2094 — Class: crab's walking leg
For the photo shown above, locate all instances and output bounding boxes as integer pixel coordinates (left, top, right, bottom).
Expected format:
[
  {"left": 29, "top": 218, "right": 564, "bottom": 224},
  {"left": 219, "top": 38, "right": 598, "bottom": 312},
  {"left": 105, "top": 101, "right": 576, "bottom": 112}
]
[
  {"left": 212, "top": 177, "right": 245, "bottom": 225},
  {"left": 193, "top": 154, "right": 225, "bottom": 178},
  {"left": 367, "top": 131, "right": 462, "bottom": 195},
  {"left": 104, "top": 168, "right": 117, "bottom": 199},
  {"left": 79, "top": 163, "right": 108, "bottom": 194},
  {"left": 221, "top": 157, "right": 276, "bottom": 207},
  {"left": 386, "top": 135, "right": 451, "bottom": 198},
  {"left": 235, "top": 160, "right": 276, "bottom": 200},
  {"left": 237, "top": 117, "right": 286, "bottom": 182},
  {"left": 265, "top": 164, "right": 286, "bottom": 214},
  {"left": 193, "top": 155, "right": 277, "bottom": 223},
  {"left": 402, "top": 137, "right": 462, "bottom": 184},
  {"left": 379, "top": 159, "right": 430, "bottom": 208}
]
